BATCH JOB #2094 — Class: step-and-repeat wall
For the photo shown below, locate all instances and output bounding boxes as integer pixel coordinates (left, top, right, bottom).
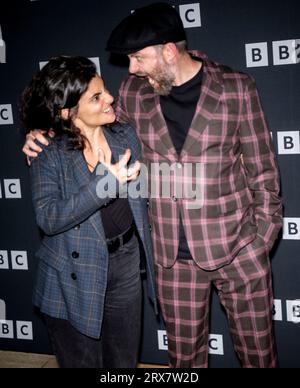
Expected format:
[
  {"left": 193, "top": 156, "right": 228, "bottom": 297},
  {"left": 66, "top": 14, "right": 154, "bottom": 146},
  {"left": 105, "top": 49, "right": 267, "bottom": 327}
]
[{"left": 0, "top": 0, "right": 299, "bottom": 368}]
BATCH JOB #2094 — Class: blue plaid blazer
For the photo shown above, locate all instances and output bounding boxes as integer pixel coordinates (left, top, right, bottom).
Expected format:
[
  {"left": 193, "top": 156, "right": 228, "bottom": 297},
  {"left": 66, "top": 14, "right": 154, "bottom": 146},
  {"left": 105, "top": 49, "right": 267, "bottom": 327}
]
[{"left": 30, "top": 123, "right": 157, "bottom": 338}]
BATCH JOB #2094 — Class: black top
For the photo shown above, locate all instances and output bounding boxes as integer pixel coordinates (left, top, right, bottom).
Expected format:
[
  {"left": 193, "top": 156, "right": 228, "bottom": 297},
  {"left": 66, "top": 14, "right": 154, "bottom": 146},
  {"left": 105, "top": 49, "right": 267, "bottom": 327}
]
[
  {"left": 100, "top": 153, "right": 133, "bottom": 239},
  {"left": 85, "top": 153, "right": 133, "bottom": 240},
  {"left": 160, "top": 64, "right": 203, "bottom": 155},
  {"left": 160, "top": 63, "right": 203, "bottom": 259},
  {"left": 100, "top": 197, "right": 133, "bottom": 239}
]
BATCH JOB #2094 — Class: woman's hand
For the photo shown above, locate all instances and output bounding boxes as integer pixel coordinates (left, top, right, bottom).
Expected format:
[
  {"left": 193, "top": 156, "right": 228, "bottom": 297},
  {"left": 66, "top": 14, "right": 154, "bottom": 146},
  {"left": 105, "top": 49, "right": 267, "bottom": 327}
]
[{"left": 98, "top": 148, "right": 140, "bottom": 184}]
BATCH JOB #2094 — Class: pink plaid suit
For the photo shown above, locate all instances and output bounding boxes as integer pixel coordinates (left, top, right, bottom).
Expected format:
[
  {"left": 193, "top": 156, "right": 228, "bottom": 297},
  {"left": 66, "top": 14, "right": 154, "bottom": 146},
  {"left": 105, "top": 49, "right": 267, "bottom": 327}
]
[{"left": 116, "top": 51, "right": 282, "bottom": 368}]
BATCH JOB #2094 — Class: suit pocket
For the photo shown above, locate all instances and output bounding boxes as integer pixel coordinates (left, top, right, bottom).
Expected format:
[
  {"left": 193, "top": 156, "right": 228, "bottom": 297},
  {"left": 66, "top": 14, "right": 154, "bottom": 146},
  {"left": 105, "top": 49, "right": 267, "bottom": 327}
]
[{"left": 35, "top": 242, "right": 68, "bottom": 272}]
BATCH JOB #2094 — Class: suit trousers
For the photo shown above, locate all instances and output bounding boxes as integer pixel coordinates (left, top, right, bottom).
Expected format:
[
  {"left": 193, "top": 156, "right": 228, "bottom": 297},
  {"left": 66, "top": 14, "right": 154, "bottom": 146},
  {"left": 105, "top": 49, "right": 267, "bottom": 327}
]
[
  {"left": 156, "top": 236, "right": 278, "bottom": 368},
  {"left": 43, "top": 234, "right": 142, "bottom": 368}
]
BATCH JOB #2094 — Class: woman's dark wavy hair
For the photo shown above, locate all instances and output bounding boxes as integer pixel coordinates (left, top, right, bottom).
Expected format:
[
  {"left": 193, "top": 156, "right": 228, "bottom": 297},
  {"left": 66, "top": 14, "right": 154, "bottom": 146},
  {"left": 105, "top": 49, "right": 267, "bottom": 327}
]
[{"left": 20, "top": 55, "right": 97, "bottom": 149}]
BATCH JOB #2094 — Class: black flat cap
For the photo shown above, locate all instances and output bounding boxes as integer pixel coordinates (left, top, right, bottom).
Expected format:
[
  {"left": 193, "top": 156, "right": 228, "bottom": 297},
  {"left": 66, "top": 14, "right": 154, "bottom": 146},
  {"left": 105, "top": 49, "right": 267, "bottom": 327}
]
[{"left": 106, "top": 2, "right": 186, "bottom": 54}]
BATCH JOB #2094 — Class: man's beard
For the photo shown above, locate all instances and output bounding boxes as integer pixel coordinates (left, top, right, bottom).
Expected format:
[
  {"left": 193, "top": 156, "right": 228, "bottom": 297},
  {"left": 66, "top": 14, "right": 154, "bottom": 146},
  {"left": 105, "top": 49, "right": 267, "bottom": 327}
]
[{"left": 139, "top": 67, "right": 175, "bottom": 96}]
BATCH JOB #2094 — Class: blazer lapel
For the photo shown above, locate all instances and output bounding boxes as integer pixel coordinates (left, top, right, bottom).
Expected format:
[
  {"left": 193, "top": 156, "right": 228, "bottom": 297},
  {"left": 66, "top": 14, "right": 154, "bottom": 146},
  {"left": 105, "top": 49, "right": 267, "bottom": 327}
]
[
  {"left": 68, "top": 127, "right": 128, "bottom": 181},
  {"left": 181, "top": 61, "right": 224, "bottom": 158},
  {"left": 88, "top": 128, "right": 129, "bottom": 242},
  {"left": 103, "top": 127, "right": 128, "bottom": 162},
  {"left": 103, "top": 128, "right": 145, "bottom": 233},
  {"left": 69, "top": 149, "right": 91, "bottom": 187},
  {"left": 139, "top": 84, "right": 177, "bottom": 161},
  {"left": 68, "top": 149, "right": 107, "bottom": 242}
]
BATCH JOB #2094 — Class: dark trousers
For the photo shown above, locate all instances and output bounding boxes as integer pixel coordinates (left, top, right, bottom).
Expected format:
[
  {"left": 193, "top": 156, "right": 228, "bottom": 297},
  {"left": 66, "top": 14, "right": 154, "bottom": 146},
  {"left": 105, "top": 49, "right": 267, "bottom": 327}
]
[{"left": 44, "top": 234, "right": 142, "bottom": 368}]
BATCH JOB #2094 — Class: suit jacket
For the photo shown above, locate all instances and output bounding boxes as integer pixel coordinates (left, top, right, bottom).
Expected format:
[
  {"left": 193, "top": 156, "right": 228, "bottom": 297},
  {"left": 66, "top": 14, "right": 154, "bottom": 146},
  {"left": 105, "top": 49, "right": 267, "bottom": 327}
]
[
  {"left": 30, "top": 123, "right": 157, "bottom": 338},
  {"left": 116, "top": 51, "right": 282, "bottom": 270}
]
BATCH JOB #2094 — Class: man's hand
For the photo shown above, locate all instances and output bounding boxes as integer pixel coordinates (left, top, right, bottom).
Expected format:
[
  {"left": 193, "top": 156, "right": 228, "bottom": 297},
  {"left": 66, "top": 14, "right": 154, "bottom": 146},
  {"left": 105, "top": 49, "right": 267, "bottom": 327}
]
[
  {"left": 22, "top": 129, "right": 54, "bottom": 165},
  {"left": 98, "top": 148, "right": 141, "bottom": 184}
]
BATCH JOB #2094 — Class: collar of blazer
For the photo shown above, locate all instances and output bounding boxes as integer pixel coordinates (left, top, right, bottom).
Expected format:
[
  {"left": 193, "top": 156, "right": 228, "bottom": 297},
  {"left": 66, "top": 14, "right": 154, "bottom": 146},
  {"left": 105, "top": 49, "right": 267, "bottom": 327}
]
[
  {"left": 66, "top": 125, "right": 132, "bottom": 241},
  {"left": 57, "top": 125, "right": 129, "bottom": 187},
  {"left": 135, "top": 50, "right": 224, "bottom": 160},
  {"left": 69, "top": 125, "right": 143, "bottom": 240}
]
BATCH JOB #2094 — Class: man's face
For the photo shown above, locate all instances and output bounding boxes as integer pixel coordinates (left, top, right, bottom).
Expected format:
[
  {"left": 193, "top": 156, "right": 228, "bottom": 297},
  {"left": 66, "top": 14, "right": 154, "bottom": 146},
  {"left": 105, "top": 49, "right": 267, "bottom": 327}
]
[{"left": 128, "top": 46, "right": 175, "bottom": 95}]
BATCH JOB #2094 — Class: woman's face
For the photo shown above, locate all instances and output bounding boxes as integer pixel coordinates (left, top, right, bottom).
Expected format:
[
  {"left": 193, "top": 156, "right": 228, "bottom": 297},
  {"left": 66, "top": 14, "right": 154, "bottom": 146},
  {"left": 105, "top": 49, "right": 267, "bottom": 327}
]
[{"left": 73, "top": 75, "right": 116, "bottom": 130}]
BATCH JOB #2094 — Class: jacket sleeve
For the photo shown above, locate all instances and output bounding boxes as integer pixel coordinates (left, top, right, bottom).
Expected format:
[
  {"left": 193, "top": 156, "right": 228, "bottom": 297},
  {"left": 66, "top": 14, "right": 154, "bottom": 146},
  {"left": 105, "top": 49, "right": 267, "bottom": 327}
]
[
  {"left": 115, "top": 76, "right": 139, "bottom": 128},
  {"left": 30, "top": 145, "right": 122, "bottom": 236},
  {"left": 240, "top": 76, "right": 283, "bottom": 250},
  {"left": 122, "top": 123, "right": 141, "bottom": 163}
]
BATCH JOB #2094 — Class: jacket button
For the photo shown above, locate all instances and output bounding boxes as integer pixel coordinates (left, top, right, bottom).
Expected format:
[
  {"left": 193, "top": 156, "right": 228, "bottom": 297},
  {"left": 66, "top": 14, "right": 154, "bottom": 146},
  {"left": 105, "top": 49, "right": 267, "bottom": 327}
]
[
  {"left": 74, "top": 225, "right": 80, "bottom": 230},
  {"left": 71, "top": 273, "right": 77, "bottom": 281},
  {"left": 72, "top": 251, "right": 79, "bottom": 259},
  {"left": 171, "top": 196, "right": 177, "bottom": 202}
]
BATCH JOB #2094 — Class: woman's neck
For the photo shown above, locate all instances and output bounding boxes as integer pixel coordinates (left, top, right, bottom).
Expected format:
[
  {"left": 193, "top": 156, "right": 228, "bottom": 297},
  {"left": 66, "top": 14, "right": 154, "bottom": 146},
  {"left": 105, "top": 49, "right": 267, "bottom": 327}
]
[
  {"left": 82, "top": 126, "right": 107, "bottom": 154},
  {"left": 81, "top": 126, "right": 111, "bottom": 171}
]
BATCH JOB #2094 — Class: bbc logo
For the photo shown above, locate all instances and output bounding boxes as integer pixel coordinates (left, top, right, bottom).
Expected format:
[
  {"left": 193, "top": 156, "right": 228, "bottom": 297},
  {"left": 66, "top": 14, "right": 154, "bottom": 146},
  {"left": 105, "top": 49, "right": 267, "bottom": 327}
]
[
  {"left": 208, "top": 335, "right": 224, "bottom": 355},
  {"left": 158, "top": 330, "right": 224, "bottom": 355},
  {"left": 0, "top": 320, "right": 33, "bottom": 340},
  {"left": 0, "top": 299, "right": 5, "bottom": 321},
  {"left": 283, "top": 218, "right": 300, "bottom": 240},
  {"left": 0, "top": 251, "right": 28, "bottom": 270},
  {"left": 131, "top": 3, "right": 201, "bottom": 29},
  {"left": 245, "top": 39, "right": 300, "bottom": 67},
  {"left": 179, "top": 3, "right": 201, "bottom": 28},
  {"left": 286, "top": 300, "right": 300, "bottom": 323},
  {"left": 0, "top": 179, "right": 22, "bottom": 199},
  {"left": 39, "top": 57, "right": 102, "bottom": 75},
  {"left": 273, "top": 299, "right": 283, "bottom": 321},
  {"left": 277, "top": 131, "right": 300, "bottom": 155},
  {"left": 273, "top": 299, "right": 300, "bottom": 323},
  {"left": 0, "top": 24, "right": 6, "bottom": 64},
  {"left": 0, "top": 104, "right": 13, "bottom": 125}
]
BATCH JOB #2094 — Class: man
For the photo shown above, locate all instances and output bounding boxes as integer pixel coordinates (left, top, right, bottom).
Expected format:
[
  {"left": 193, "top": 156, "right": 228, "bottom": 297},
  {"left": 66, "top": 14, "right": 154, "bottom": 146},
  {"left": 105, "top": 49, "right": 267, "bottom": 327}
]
[{"left": 23, "top": 3, "right": 282, "bottom": 368}]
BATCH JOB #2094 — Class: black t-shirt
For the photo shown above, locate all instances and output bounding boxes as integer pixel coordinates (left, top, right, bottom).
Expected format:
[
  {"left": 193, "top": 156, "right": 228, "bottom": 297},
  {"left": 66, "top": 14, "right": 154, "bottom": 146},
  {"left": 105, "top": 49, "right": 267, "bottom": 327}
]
[
  {"left": 100, "top": 196, "right": 133, "bottom": 239},
  {"left": 160, "top": 63, "right": 203, "bottom": 155},
  {"left": 85, "top": 154, "right": 133, "bottom": 240},
  {"left": 100, "top": 153, "right": 133, "bottom": 239},
  {"left": 160, "top": 62, "right": 203, "bottom": 259}
]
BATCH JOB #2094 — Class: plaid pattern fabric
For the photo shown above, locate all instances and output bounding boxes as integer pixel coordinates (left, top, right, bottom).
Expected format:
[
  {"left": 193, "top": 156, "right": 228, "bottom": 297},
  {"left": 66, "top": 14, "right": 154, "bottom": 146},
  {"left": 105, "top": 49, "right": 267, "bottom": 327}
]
[
  {"left": 30, "top": 124, "right": 157, "bottom": 338},
  {"left": 156, "top": 235, "right": 278, "bottom": 368},
  {"left": 116, "top": 51, "right": 282, "bottom": 270}
]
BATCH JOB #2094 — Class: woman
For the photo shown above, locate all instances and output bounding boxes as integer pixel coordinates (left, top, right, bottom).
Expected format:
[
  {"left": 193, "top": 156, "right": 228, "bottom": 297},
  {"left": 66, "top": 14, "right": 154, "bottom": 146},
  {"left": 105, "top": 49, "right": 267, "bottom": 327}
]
[{"left": 20, "top": 56, "right": 157, "bottom": 368}]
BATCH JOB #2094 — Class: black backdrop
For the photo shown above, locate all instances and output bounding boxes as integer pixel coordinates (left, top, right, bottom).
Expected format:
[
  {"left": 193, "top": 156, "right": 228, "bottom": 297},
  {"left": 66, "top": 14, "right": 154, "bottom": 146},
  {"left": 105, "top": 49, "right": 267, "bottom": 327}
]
[{"left": 0, "top": 0, "right": 299, "bottom": 368}]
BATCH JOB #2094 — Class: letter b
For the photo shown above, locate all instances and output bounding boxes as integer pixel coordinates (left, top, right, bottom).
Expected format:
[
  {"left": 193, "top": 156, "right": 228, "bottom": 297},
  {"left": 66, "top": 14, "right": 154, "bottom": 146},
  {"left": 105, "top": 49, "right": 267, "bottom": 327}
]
[{"left": 245, "top": 42, "right": 268, "bottom": 67}]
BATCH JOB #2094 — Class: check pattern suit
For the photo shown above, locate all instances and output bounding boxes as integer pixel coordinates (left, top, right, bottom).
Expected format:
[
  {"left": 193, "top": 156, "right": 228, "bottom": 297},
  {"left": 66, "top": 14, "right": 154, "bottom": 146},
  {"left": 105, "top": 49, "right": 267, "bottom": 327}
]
[
  {"left": 30, "top": 123, "right": 157, "bottom": 339},
  {"left": 116, "top": 51, "right": 282, "bottom": 367}
]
